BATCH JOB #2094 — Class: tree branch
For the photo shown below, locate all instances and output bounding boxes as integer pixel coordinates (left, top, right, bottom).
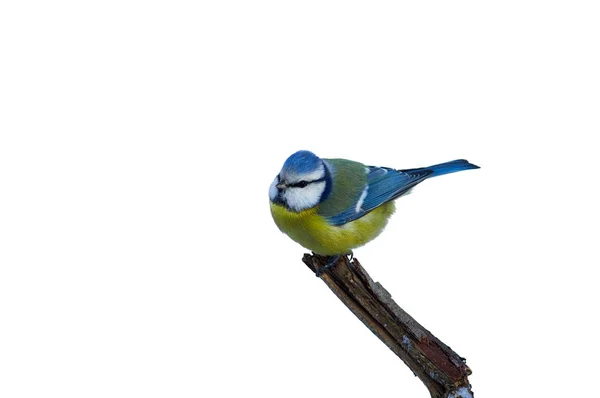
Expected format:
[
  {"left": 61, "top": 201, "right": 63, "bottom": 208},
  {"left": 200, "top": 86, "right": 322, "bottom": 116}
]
[{"left": 302, "top": 254, "right": 473, "bottom": 398}]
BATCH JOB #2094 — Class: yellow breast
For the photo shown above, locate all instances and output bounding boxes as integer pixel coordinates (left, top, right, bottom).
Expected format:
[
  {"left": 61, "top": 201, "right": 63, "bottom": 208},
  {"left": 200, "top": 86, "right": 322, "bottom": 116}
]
[{"left": 269, "top": 202, "right": 396, "bottom": 255}]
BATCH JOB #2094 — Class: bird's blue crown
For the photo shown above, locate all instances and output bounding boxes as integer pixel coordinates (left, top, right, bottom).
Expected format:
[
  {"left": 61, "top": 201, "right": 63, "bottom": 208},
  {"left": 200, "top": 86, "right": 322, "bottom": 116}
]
[{"left": 281, "top": 150, "right": 322, "bottom": 175}]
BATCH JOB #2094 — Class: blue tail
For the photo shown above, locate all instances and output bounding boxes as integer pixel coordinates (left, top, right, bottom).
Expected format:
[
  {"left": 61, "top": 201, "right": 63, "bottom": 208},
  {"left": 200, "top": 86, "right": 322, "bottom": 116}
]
[{"left": 401, "top": 159, "right": 480, "bottom": 178}]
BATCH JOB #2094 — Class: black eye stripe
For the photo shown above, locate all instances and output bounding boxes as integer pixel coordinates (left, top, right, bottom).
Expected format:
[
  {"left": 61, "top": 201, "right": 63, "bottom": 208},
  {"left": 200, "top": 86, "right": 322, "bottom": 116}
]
[
  {"left": 290, "top": 181, "right": 308, "bottom": 188},
  {"left": 289, "top": 177, "right": 326, "bottom": 188}
]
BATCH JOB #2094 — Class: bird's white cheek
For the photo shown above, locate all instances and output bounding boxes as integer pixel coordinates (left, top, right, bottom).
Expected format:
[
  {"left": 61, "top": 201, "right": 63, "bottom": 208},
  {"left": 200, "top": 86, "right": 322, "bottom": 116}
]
[
  {"left": 269, "top": 177, "right": 279, "bottom": 201},
  {"left": 283, "top": 181, "right": 326, "bottom": 212}
]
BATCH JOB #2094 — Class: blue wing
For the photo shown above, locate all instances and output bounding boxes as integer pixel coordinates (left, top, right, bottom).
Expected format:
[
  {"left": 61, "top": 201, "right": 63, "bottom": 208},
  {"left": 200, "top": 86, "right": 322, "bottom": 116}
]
[
  {"left": 324, "top": 166, "right": 430, "bottom": 226},
  {"left": 325, "top": 159, "right": 478, "bottom": 226}
]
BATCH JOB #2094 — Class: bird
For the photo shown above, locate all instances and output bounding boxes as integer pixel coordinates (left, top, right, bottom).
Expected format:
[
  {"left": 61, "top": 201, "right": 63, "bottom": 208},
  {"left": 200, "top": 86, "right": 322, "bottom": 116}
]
[{"left": 269, "top": 150, "right": 479, "bottom": 275}]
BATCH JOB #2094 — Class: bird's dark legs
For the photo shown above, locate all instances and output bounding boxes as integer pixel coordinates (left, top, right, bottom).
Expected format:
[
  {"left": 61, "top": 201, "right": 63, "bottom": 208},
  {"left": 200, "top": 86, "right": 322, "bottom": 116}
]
[
  {"left": 347, "top": 251, "right": 356, "bottom": 272},
  {"left": 316, "top": 255, "right": 340, "bottom": 277},
  {"left": 315, "top": 251, "right": 354, "bottom": 277}
]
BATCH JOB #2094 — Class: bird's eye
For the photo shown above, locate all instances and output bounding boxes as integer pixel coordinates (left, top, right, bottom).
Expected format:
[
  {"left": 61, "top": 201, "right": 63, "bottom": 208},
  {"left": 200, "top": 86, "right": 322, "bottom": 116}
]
[{"left": 295, "top": 181, "right": 309, "bottom": 188}]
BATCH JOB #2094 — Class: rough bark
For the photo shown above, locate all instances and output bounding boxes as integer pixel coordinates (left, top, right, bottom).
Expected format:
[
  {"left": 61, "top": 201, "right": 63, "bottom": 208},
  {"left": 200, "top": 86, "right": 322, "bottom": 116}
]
[{"left": 302, "top": 254, "right": 473, "bottom": 398}]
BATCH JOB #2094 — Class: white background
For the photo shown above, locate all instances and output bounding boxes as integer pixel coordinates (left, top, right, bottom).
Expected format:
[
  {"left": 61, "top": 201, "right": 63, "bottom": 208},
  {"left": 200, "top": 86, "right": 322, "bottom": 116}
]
[{"left": 1, "top": 1, "right": 599, "bottom": 397}]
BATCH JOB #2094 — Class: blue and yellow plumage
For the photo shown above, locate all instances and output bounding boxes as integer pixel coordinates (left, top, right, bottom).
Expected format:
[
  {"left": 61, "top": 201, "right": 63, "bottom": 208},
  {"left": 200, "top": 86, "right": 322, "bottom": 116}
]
[{"left": 269, "top": 150, "right": 479, "bottom": 256}]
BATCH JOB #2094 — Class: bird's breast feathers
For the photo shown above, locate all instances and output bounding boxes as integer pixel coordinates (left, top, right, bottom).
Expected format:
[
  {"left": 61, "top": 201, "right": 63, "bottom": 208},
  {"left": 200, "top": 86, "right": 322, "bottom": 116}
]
[{"left": 269, "top": 201, "right": 395, "bottom": 255}]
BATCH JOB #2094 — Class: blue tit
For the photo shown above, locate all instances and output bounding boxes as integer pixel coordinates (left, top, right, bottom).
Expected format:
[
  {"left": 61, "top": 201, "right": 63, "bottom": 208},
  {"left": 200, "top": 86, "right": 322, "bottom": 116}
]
[{"left": 269, "top": 150, "right": 479, "bottom": 257}]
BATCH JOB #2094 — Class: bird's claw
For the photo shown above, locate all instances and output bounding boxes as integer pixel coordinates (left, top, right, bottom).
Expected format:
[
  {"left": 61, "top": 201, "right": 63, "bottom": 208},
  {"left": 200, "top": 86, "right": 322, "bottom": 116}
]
[{"left": 316, "top": 255, "right": 340, "bottom": 277}]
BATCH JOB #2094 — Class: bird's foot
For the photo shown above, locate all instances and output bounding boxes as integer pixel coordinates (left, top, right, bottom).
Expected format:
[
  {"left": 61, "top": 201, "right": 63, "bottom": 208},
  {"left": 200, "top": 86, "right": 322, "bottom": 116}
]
[
  {"left": 346, "top": 251, "right": 356, "bottom": 271},
  {"left": 315, "top": 255, "right": 340, "bottom": 277}
]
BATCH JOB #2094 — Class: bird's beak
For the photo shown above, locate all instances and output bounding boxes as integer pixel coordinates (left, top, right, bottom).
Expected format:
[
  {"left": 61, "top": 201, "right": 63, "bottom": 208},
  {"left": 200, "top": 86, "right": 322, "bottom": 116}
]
[{"left": 276, "top": 181, "right": 288, "bottom": 190}]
